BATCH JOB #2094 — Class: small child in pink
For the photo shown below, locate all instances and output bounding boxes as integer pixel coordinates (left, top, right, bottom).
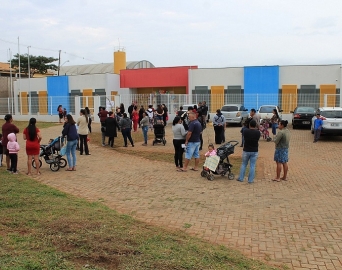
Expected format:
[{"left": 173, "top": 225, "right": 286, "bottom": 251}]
[
  {"left": 204, "top": 144, "right": 217, "bottom": 170},
  {"left": 7, "top": 133, "right": 20, "bottom": 174}
]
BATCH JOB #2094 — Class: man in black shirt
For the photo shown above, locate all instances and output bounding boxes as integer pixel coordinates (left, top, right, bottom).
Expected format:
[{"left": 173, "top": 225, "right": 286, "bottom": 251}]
[{"left": 236, "top": 119, "right": 260, "bottom": 184}]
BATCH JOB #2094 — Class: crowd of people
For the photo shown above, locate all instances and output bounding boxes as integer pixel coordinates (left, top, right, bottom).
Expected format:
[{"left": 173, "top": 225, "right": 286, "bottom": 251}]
[{"left": 1, "top": 100, "right": 291, "bottom": 183}]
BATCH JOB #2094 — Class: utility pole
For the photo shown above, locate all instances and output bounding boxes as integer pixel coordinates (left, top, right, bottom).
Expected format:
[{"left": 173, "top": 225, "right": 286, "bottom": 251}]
[{"left": 58, "top": 50, "right": 61, "bottom": 76}]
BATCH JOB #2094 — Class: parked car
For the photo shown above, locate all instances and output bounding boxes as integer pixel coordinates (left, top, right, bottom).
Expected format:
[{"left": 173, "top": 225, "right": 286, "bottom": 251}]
[
  {"left": 221, "top": 104, "right": 249, "bottom": 126},
  {"left": 290, "top": 106, "right": 316, "bottom": 129},
  {"left": 311, "top": 107, "right": 342, "bottom": 135},
  {"left": 181, "top": 104, "right": 197, "bottom": 112},
  {"left": 257, "top": 105, "right": 282, "bottom": 122}
]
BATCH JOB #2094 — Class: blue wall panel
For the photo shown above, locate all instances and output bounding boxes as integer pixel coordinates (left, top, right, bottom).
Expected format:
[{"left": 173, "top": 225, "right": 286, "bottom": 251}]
[
  {"left": 243, "top": 66, "right": 279, "bottom": 110},
  {"left": 47, "top": 76, "right": 69, "bottom": 115}
]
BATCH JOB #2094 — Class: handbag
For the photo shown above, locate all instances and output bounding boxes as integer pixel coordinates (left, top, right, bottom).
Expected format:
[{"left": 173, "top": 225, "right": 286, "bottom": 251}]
[{"left": 60, "top": 145, "right": 67, "bottom": 156}]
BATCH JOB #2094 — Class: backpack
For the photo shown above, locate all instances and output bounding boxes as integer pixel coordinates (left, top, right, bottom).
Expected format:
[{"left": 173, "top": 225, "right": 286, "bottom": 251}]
[{"left": 146, "top": 109, "right": 154, "bottom": 119}]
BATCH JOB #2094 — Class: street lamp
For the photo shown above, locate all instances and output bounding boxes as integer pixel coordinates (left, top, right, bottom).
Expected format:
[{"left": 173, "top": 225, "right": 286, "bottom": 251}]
[{"left": 58, "top": 60, "right": 69, "bottom": 76}]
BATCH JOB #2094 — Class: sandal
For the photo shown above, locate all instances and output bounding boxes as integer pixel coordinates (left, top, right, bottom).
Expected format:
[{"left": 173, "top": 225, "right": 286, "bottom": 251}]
[
  {"left": 65, "top": 168, "right": 73, "bottom": 171},
  {"left": 272, "top": 179, "right": 281, "bottom": 182}
]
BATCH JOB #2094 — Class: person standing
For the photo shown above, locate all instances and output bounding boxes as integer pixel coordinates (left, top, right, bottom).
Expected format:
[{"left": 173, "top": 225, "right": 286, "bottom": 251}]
[
  {"left": 62, "top": 114, "right": 78, "bottom": 171},
  {"left": 127, "top": 102, "right": 135, "bottom": 119},
  {"left": 119, "top": 103, "right": 125, "bottom": 114},
  {"left": 236, "top": 120, "right": 261, "bottom": 184},
  {"left": 172, "top": 116, "right": 187, "bottom": 169},
  {"left": 146, "top": 105, "right": 155, "bottom": 131},
  {"left": 202, "top": 101, "right": 209, "bottom": 123},
  {"left": 57, "top": 105, "right": 64, "bottom": 123},
  {"left": 98, "top": 106, "right": 108, "bottom": 146},
  {"left": 240, "top": 108, "right": 260, "bottom": 147},
  {"left": 0, "top": 134, "right": 3, "bottom": 166},
  {"left": 178, "top": 111, "right": 202, "bottom": 172},
  {"left": 7, "top": 133, "right": 20, "bottom": 174},
  {"left": 2, "top": 114, "right": 19, "bottom": 171},
  {"left": 140, "top": 112, "right": 149, "bottom": 146},
  {"left": 77, "top": 109, "right": 90, "bottom": 155},
  {"left": 23, "top": 118, "right": 42, "bottom": 175},
  {"left": 119, "top": 113, "right": 134, "bottom": 147},
  {"left": 272, "top": 120, "right": 290, "bottom": 182},
  {"left": 85, "top": 107, "right": 92, "bottom": 133},
  {"left": 132, "top": 106, "right": 139, "bottom": 132},
  {"left": 162, "top": 104, "right": 168, "bottom": 126},
  {"left": 270, "top": 108, "right": 280, "bottom": 137},
  {"left": 213, "top": 109, "right": 226, "bottom": 144},
  {"left": 138, "top": 105, "right": 145, "bottom": 128},
  {"left": 104, "top": 111, "right": 118, "bottom": 147},
  {"left": 313, "top": 113, "right": 323, "bottom": 143}
]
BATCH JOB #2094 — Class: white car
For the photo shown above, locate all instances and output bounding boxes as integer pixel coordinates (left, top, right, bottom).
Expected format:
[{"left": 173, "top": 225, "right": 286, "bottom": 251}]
[
  {"left": 311, "top": 107, "right": 342, "bottom": 135},
  {"left": 181, "top": 104, "right": 197, "bottom": 112},
  {"left": 257, "top": 105, "right": 282, "bottom": 122}
]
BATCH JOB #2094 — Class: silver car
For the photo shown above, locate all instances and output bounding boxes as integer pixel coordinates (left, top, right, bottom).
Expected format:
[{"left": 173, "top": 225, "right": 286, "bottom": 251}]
[
  {"left": 311, "top": 107, "right": 342, "bottom": 135},
  {"left": 221, "top": 104, "right": 249, "bottom": 126}
]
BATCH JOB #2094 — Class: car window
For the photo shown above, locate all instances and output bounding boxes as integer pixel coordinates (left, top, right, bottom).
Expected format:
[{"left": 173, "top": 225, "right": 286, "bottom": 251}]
[
  {"left": 296, "top": 107, "right": 316, "bottom": 113},
  {"left": 259, "top": 106, "right": 275, "bottom": 113},
  {"left": 321, "top": 110, "right": 342, "bottom": 118},
  {"left": 240, "top": 106, "right": 244, "bottom": 111},
  {"left": 222, "top": 106, "right": 239, "bottom": 111}
]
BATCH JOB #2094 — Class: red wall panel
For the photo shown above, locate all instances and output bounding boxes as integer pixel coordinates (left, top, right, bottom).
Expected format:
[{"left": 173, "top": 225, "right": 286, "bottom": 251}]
[{"left": 120, "top": 66, "right": 197, "bottom": 94}]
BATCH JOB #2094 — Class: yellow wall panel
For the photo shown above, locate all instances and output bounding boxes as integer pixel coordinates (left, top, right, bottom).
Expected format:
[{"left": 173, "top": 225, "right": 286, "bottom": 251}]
[
  {"left": 320, "top": 85, "right": 336, "bottom": 107},
  {"left": 38, "top": 91, "right": 48, "bottom": 115},
  {"left": 114, "top": 51, "right": 126, "bottom": 74},
  {"left": 110, "top": 91, "right": 118, "bottom": 101},
  {"left": 20, "top": 92, "right": 28, "bottom": 115},
  {"left": 210, "top": 86, "right": 224, "bottom": 112},
  {"left": 82, "top": 89, "right": 93, "bottom": 109},
  {"left": 281, "top": 85, "right": 297, "bottom": 113}
]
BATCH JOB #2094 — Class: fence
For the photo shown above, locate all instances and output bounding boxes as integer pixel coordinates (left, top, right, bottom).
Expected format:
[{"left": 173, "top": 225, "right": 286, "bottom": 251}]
[{"left": 0, "top": 93, "right": 341, "bottom": 117}]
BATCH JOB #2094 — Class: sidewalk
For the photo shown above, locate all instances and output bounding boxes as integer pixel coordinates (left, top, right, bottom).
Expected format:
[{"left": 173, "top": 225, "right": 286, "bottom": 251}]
[{"left": 14, "top": 123, "right": 342, "bottom": 269}]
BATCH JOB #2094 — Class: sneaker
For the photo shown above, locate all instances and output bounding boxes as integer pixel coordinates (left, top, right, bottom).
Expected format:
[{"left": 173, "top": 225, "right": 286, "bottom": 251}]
[
  {"left": 142, "top": 143, "right": 147, "bottom": 146},
  {"left": 12, "top": 172, "right": 18, "bottom": 174}
]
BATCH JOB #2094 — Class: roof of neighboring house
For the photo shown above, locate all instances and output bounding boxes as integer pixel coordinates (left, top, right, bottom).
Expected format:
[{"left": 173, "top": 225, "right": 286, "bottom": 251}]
[
  {"left": 58, "top": 60, "right": 155, "bottom": 75},
  {"left": 0, "top": 62, "right": 11, "bottom": 71}
]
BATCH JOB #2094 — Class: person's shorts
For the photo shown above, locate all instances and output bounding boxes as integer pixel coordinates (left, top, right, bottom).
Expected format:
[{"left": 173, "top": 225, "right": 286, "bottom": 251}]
[
  {"left": 59, "top": 113, "right": 64, "bottom": 119},
  {"left": 185, "top": 142, "right": 200, "bottom": 159},
  {"left": 274, "top": 148, "right": 288, "bottom": 163},
  {"left": 2, "top": 145, "right": 9, "bottom": 156}
]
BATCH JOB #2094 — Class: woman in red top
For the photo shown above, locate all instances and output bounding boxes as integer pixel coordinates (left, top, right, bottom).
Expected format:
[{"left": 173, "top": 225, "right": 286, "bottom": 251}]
[
  {"left": 132, "top": 105, "right": 139, "bottom": 132},
  {"left": 23, "top": 118, "right": 42, "bottom": 175}
]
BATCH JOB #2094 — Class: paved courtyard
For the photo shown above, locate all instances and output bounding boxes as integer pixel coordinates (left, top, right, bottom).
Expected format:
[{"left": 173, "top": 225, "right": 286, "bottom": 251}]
[{"left": 13, "top": 122, "right": 342, "bottom": 270}]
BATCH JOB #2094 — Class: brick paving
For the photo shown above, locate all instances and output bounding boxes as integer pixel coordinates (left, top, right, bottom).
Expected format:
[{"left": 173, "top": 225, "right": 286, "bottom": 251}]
[{"left": 12, "top": 122, "right": 342, "bottom": 269}]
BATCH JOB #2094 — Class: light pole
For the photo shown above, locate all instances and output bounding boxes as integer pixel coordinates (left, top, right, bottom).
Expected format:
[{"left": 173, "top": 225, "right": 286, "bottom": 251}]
[
  {"left": 59, "top": 60, "right": 69, "bottom": 75},
  {"left": 28, "top": 46, "right": 31, "bottom": 115}
]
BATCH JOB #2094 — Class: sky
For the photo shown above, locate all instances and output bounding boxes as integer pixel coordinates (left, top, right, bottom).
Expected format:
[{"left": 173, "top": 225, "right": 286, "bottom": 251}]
[{"left": 1, "top": 0, "right": 342, "bottom": 68}]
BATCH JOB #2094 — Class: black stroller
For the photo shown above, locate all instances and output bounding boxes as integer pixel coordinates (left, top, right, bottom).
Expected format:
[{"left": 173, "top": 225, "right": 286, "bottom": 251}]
[
  {"left": 201, "top": 140, "right": 239, "bottom": 181},
  {"left": 152, "top": 119, "right": 166, "bottom": 146},
  {"left": 32, "top": 136, "right": 67, "bottom": 172}
]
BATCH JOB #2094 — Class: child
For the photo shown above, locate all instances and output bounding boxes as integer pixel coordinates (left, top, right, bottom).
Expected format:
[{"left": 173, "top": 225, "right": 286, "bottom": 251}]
[
  {"left": 204, "top": 144, "right": 217, "bottom": 171},
  {"left": 313, "top": 113, "right": 323, "bottom": 143},
  {"left": 0, "top": 133, "right": 3, "bottom": 166},
  {"left": 7, "top": 133, "right": 20, "bottom": 174}
]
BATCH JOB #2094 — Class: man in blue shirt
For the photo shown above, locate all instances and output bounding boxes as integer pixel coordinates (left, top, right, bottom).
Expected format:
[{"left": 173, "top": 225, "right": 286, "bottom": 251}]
[
  {"left": 178, "top": 111, "right": 202, "bottom": 172},
  {"left": 313, "top": 113, "right": 323, "bottom": 143}
]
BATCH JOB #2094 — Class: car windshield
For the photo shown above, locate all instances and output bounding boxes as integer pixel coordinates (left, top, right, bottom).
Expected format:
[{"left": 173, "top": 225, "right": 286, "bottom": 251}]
[
  {"left": 259, "top": 106, "right": 276, "bottom": 113},
  {"left": 222, "top": 106, "right": 239, "bottom": 111},
  {"left": 296, "top": 107, "right": 315, "bottom": 113},
  {"left": 321, "top": 110, "right": 342, "bottom": 118}
]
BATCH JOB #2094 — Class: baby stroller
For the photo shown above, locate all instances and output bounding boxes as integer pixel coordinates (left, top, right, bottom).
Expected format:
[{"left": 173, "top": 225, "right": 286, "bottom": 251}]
[
  {"left": 201, "top": 140, "right": 239, "bottom": 181},
  {"left": 259, "top": 120, "right": 272, "bottom": 142},
  {"left": 152, "top": 119, "right": 166, "bottom": 146},
  {"left": 32, "top": 136, "right": 67, "bottom": 172}
]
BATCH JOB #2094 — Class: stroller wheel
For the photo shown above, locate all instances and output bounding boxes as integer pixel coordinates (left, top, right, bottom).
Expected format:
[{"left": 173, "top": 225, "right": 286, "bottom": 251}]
[
  {"left": 228, "top": 173, "right": 235, "bottom": 180},
  {"left": 201, "top": 171, "right": 208, "bottom": 178},
  {"left": 207, "top": 174, "right": 215, "bottom": 181},
  {"left": 32, "top": 159, "right": 42, "bottom": 169},
  {"left": 59, "top": 158, "right": 67, "bottom": 168},
  {"left": 50, "top": 162, "right": 60, "bottom": 172}
]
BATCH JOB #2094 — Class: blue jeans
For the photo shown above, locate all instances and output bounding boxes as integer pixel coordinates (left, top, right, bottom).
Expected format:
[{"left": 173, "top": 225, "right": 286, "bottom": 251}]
[
  {"left": 238, "top": 151, "right": 258, "bottom": 183},
  {"left": 142, "top": 126, "right": 148, "bottom": 143},
  {"left": 272, "top": 123, "right": 278, "bottom": 135},
  {"left": 66, "top": 139, "right": 77, "bottom": 168}
]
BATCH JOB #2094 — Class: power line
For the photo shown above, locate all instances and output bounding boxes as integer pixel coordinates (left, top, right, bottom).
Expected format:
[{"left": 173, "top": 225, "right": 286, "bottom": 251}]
[{"left": 0, "top": 38, "right": 102, "bottom": 63}]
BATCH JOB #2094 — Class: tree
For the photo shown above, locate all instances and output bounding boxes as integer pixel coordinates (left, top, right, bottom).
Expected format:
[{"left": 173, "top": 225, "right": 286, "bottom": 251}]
[{"left": 10, "top": 54, "right": 58, "bottom": 77}]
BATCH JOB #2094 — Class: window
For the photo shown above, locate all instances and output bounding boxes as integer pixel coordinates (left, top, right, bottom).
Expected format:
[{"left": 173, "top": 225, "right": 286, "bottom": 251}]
[
  {"left": 321, "top": 110, "right": 342, "bottom": 118},
  {"left": 259, "top": 106, "right": 276, "bottom": 113},
  {"left": 222, "top": 106, "right": 239, "bottom": 111}
]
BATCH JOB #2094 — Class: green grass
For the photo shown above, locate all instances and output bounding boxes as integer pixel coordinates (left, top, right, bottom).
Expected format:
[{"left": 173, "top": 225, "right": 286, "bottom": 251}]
[{"left": 0, "top": 170, "right": 277, "bottom": 269}]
